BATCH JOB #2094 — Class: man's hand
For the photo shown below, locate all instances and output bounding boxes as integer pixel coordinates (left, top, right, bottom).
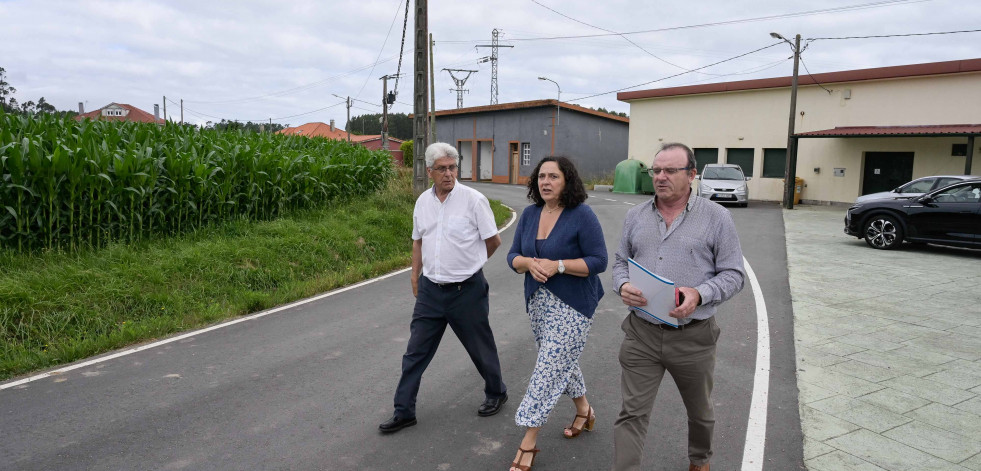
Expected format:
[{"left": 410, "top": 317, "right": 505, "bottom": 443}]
[
  {"left": 411, "top": 275, "right": 419, "bottom": 298},
  {"left": 668, "top": 286, "right": 701, "bottom": 319},
  {"left": 618, "top": 282, "right": 648, "bottom": 307}
]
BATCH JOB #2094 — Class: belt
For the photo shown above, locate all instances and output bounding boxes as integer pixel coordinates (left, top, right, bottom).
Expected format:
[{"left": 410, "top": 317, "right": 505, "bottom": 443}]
[
  {"left": 655, "top": 317, "right": 707, "bottom": 330},
  {"left": 431, "top": 270, "right": 480, "bottom": 289}
]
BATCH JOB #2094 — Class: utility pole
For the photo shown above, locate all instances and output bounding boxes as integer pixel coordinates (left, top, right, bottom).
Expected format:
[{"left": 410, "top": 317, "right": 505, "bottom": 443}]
[
  {"left": 429, "top": 34, "right": 436, "bottom": 143},
  {"left": 162, "top": 96, "right": 167, "bottom": 122},
  {"left": 412, "top": 0, "right": 429, "bottom": 195},
  {"left": 772, "top": 32, "right": 801, "bottom": 210},
  {"left": 443, "top": 69, "right": 478, "bottom": 108},
  {"left": 332, "top": 93, "right": 354, "bottom": 142},
  {"left": 476, "top": 29, "right": 513, "bottom": 105},
  {"left": 180, "top": 99, "right": 184, "bottom": 125},
  {"left": 381, "top": 74, "right": 398, "bottom": 151}
]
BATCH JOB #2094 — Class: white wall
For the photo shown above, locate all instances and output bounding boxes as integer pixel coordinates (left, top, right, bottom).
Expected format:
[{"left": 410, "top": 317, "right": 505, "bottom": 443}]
[{"left": 626, "top": 71, "right": 981, "bottom": 203}]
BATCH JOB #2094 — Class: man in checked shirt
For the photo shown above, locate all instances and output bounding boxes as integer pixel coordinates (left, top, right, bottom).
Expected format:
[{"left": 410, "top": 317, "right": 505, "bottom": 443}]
[{"left": 611, "top": 142, "right": 746, "bottom": 471}]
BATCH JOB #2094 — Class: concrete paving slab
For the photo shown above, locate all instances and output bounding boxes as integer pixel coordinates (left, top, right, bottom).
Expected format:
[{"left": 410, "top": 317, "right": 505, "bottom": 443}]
[
  {"left": 799, "top": 381, "right": 841, "bottom": 405},
  {"left": 800, "top": 405, "right": 861, "bottom": 441},
  {"left": 857, "top": 388, "right": 932, "bottom": 415},
  {"left": 880, "top": 375, "right": 977, "bottom": 406},
  {"left": 846, "top": 350, "right": 946, "bottom": 378},
  {"left": 883, "top": 420, "right": 981, "bottom": 463},
  {"left": 954, "top": 396, "right": 981, "bottom": 416},
  {"left": 809, "top": 340, "right": 869, "bottom": 357},
  {"left": 903, "top": 403, "right": 981, "bottom": 438},
  {"left": 826, "top": 429, "right": 970, "bottom": 471},
  {"left": 807, "top": 450, "right": 888, "bottom": 471},
  {"left": 922, "top": 368, "right": 981, "bottom": 390},
  {"left": 804, "top": 436, "right": 839, "bottom": 460},
  {"left": 960, "top": 452, "right": 981, "bottom": 471},
  {"left": 798, "top": 365, "right": 885, "bottom": 398},
  {"left": 809, "top": 396, "right": 911, "bottom": 433},
  {"left": 824, "top": 359, "right": 904, "bottom": 383}
]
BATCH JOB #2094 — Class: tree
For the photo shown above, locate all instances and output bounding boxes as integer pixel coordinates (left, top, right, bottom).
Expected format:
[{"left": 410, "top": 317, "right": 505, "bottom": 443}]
[
  {"left": 0, "top": 67, "right": 16, "bottom": 112},
  {"left": 347, "top": 113, "right": 412, "bottom": 140}
]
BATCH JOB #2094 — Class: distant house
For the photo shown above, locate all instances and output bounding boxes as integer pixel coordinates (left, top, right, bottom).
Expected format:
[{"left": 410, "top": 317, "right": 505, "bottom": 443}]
[
  {"left": 430, "top": 99, "right": 629, "bottom": 184},
  {"left": 75, "top": 103, "right": 164, "bottom": 124},
  {"left": 278, "top": 120, "right": 405, "bottom": 163}
]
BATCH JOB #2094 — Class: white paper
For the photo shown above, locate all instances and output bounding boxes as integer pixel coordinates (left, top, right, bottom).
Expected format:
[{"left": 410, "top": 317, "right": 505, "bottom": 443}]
[{"left": 627, "top": 258, "right": 680, "bottom": 327}]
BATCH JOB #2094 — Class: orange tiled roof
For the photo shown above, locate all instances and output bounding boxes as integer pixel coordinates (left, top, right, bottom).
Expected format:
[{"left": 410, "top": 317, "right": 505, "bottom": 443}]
[
  {"left": 74, "top": 103, "right": 164, "bottom": 124},
  {"left": 796, "top": 124, "right": 981, "bottom": 138},
  {"left": 278, "top": 122, "right": 403, "bottom": 143}
]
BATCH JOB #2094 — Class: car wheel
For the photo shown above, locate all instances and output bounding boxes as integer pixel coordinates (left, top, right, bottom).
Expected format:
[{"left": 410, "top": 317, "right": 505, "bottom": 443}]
[{"left": 863, "top": 214, "right": 904, "bottom": 250}]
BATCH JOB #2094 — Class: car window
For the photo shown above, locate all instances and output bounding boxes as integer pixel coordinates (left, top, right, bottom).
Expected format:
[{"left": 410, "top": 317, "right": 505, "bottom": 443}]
[
  {"left": 901, "top": 178, "right": 934, "bottom": 193},
  {"left": 932, "top": 183, "right": 981, "bottom": 203},
  {"left": 933, "top": 177, "right": 962, "bottom": 190},
  {"left": 702, "top": 167, "right": 745, "bottom": 180}
]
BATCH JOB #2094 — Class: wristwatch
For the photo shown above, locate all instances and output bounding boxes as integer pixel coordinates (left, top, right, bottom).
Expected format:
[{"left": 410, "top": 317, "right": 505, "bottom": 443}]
[{"left": 557, "top": 260, "right": 566, "bottom": 274}]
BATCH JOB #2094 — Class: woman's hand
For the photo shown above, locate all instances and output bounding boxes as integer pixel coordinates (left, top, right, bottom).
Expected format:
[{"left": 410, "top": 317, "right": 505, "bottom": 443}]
[{"left": 527, "top": 258, "right": 551, "bottom": 283}]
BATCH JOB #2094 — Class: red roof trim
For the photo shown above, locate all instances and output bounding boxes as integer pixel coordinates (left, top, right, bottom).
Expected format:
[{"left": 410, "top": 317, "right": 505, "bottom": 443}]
[
  {"left": 425, "top": 99, "right": 629, "bottom": 123},
  {"left": 795, "top": 124, "right": 981, "bottom": 138},
  {"left": 618, "top": 58, "right": 981, "bottom": 102}
]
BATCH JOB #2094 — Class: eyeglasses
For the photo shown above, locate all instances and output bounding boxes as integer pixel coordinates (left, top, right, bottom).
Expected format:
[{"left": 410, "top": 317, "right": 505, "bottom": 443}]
[
  {"left": 647, "top": 166, "right": 691, "bottom": 176},
  {"left": 431, "top": 165, "right": 459, "bottom": 174}
]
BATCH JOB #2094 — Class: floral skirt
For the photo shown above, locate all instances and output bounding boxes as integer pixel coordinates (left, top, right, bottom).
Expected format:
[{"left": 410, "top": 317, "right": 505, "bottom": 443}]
[{"left": 514, "top": 287, "right": 594, "bottom": 428}]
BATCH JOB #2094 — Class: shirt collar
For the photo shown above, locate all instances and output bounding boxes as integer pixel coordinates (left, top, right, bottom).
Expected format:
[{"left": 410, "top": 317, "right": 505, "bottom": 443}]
[{"left": 429, "top": 180, "right": 459, "bottom": 200}]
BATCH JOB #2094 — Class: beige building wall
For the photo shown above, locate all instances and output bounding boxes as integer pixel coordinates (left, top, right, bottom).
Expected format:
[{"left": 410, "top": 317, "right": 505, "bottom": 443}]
[{"left": 626, "top": 71, "right": 981, "bottom": 204}]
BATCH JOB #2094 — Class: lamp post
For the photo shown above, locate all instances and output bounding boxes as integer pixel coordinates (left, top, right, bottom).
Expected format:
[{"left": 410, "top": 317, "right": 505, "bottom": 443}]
[
  {"left": 771, "top": 32, "right": 801, "bottom": 209},
  {"left": 537, "top": 76, "right": 561, "bottom": 126}
]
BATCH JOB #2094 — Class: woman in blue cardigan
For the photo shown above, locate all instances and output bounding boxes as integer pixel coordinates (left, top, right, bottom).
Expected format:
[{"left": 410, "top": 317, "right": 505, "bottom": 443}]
[{"left": 506, "top": 156, "right": 607, "bottom": 471}]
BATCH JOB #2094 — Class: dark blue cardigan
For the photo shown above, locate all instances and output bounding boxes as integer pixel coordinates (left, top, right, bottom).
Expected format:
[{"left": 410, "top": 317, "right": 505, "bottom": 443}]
[{"left": 507, "top": 203, "right": 607, "bottom": 317}]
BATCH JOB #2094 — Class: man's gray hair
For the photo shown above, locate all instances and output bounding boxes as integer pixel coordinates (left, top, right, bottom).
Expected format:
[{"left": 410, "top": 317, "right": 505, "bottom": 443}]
[
  {"left": 425, "top": 142, "right": 460, "bottom": 168},
  {"left": 658, "top": 142, "right": 697, "bottom": 172}
]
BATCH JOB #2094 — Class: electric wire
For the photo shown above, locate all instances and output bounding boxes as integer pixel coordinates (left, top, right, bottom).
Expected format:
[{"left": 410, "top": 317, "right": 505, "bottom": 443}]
[
  {"left": 569, "top": 41, "right": 783, "bottom": 102},
  {"left": 807, "top": 28, "right": 981, "bottom": 41},
  {"left": 799, "top": 56, "right": 833, "bottom": 95},
  {"left": 440, "top": 0, "right": 929, "bottom": 43},
  {"left": 530, "top": 0, "right": 725, "bottom": 76},
  {"left": 354, "top": 0, "right": 405, "bottom": 101},
  {"left": 392, "top": 0, "right": 411, "bottom": 97}
]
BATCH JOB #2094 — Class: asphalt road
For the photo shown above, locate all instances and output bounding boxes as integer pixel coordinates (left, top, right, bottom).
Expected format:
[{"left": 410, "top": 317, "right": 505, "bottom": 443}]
[{"left": 0, "top": 182, "right": 804, "bottom": 471}]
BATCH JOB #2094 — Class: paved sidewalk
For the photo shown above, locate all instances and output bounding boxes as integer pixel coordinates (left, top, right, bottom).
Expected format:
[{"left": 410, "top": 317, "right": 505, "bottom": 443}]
[{"left": 784, "top": 205, "right": 981, "bottom": 471}]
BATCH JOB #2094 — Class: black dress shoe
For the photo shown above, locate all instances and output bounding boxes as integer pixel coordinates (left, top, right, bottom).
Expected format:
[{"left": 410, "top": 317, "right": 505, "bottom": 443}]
[
  {"left": 477, "top": 392, "right": 508, "bottom": 417},
  {"left": 378, "top": 414, "right": 417, "bottom": 433}
]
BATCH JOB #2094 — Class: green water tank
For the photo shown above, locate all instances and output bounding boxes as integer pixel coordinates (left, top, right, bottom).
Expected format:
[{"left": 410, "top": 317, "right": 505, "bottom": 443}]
[{"left": 613, "top": 160, "right": 645, "bottom": 194}]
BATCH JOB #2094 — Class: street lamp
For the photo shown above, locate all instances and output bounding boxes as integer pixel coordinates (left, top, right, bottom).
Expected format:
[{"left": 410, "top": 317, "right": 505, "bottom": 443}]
[
  {"left": 538, "top": 77, "right": 561, "bottom": 127},
  {"left": 771, "top": 32, "right": 802, "bottom": 209}
]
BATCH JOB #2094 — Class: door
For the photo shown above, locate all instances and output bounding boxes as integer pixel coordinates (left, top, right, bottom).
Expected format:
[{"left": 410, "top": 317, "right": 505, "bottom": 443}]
[
  {"left": 862, "top": 152, "right": 913, "bottom": 195},
  {"left": 509, "top": 142, "right": 519, "bottom": 184},
  {"left": 458, "top": 140, "right": 474, "bottom": 180},
  {"left": 906, "top": 181, "right": 981, "bottom": 245}
]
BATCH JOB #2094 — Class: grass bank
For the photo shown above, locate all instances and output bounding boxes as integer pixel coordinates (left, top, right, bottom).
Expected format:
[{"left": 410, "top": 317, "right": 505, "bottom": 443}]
[{"left": 0, "top": 170, "right": 511, "bottom": 381}]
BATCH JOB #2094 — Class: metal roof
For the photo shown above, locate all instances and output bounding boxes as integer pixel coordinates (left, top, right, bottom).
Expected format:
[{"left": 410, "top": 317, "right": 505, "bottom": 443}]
[{"left": 794, "top": 124, "right": 981, "bottom": 138}]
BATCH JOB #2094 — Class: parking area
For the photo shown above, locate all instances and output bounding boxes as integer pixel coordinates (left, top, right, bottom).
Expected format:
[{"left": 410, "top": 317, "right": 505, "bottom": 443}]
[{"left": 785, "top": 205, "right": 981, "bottom": 470}]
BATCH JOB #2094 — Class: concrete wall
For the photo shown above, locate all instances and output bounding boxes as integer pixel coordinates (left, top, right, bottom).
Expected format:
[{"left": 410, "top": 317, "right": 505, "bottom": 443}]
[
  {"left": 626, "top": 71, "right": 981, "bottom": 203},
  {"left": 435, "top": 105, "right": 628, "bottom": 183}
]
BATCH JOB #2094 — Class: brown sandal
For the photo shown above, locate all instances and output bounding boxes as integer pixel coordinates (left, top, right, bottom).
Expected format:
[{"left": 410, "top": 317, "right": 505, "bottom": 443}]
[
  {"left": 508, "top": 446, "right": 540, "bottom": 471},
  {"left": 564, "top": 407, "right": 595, "bottom": 439}
]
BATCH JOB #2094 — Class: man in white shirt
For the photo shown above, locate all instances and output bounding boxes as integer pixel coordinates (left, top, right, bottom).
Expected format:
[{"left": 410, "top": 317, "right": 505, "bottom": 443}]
[{"left": 379, "top": 142, "right": 507, "bottom": 434}]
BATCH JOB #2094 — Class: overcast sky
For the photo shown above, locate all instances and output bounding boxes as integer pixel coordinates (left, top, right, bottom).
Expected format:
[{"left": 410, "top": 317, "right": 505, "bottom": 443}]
[{"left": 1, "top": 0, "right": 977, "bottom": 127}]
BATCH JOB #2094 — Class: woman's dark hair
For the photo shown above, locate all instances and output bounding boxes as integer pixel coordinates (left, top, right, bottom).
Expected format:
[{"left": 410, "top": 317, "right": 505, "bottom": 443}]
[{"left": 526, "top": 156, "right": 589, "bottom": 208}]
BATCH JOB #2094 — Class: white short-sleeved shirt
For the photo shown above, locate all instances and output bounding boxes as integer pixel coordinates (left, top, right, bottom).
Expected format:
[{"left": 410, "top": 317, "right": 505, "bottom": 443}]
[{"left": 412, "top": 181, "right": 499, "bottom": 283}]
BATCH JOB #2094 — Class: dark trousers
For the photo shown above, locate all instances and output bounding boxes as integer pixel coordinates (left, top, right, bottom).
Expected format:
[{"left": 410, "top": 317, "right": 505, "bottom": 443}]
[{"left": 393, "top": 269, "right": 506, "bottom": 418}]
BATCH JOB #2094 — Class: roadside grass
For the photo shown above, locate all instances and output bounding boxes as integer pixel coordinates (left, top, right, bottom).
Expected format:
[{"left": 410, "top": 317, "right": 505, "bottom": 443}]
[
  {"left": 583, "top": 172, "right": 615, "bottom": 190},
  {"left": 0, "top": 169, "right": 511, "bottom": 381}
]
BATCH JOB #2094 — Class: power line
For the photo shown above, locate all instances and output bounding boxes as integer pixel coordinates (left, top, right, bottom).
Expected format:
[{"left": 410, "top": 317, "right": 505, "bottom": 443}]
[
  {"left": 799, "top": 56, "right": 833, "bottom": 95},
  {"left": 354, "top": 0, "right": 406, "bottom": 100},
  {"left": 569, "top": 42, "right": 783, "bottom": 102},
  {"left": 167, "top": 97, "right": 345, "bottom": 123},
  {"left": 441, "top": 0, "right": 929, "bottom": 43},
  {"left": 807, "top": 28, "right": 981, "bottom": 41},
  {"left": 530, "top": 0, "right": 724, "bottom": 76},
  {"left": 181, "top": 56, "right": 397, "bottom": 105},
  {"left": 392, "top": 0, "right": 411, "bottom": 97}
]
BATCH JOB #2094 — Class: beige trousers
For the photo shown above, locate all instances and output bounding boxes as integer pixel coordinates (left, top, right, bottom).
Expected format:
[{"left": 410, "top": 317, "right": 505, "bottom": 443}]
[{"left": 612, "top": 313, "right": 720, "bottom": 471}]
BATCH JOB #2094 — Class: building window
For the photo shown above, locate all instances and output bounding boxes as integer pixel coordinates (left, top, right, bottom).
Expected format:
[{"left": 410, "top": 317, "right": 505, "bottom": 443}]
[
  {"left": 521, "top": 143, "right": 531, "bottom": 166},
  {"left": 726, "top": 148, "right": 755, "bottom": 177},
  {"left": 762, "top": 148, "right": 787, "bottom": 178},
  {"left": 693, "top": 148, "right": 718, "bottom": 174}
]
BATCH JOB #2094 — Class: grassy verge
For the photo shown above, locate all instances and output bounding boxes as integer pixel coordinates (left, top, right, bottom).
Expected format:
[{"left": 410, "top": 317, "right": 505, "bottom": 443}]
[
  {"left": 583, "top": 172, "right": 615, "bottom": 190},
  {"left": 0, "top": 170, "right": 512, "bottom": 380}
]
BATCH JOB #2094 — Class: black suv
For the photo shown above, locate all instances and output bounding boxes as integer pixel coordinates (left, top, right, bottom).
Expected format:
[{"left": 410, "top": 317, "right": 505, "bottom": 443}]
[{"left": 845, "top": 179, "right": 981, "bottom": 250}]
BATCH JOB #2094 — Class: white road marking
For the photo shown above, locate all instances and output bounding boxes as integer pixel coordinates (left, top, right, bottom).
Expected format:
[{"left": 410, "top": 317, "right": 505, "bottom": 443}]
[
  {"left": 1, "top": 210, "right": 520, "bottom": 392},
  {"left": 604, "top": 198, "right": 617, "bottom": 202},
  {"left": 740, "top": 257, "right": 771, "bottom": 471},
  {"left": 624, "top": 202, "right": 636, "bottom": 206}
]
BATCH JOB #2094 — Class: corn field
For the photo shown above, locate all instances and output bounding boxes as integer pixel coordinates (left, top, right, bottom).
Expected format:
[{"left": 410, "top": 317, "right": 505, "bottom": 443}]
[{"left": 0, "top": 109, "right": 394, "bottom": 252}]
